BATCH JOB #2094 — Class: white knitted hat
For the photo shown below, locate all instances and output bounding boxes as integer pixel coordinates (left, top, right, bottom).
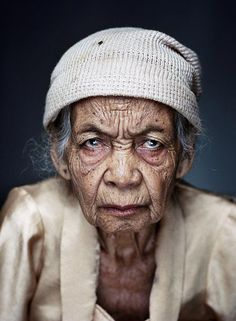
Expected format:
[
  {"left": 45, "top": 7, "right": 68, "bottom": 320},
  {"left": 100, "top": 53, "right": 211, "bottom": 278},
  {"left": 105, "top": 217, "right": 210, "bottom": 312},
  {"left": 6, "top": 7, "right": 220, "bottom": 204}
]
[{"left": 44, "top": 27, "right": 202, "bottom": 130}]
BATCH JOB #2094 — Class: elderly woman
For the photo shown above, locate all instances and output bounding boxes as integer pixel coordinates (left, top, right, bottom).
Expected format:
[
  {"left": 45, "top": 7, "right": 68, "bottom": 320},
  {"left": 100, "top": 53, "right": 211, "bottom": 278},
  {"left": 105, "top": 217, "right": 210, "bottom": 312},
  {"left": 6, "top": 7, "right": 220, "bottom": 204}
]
[{"left": 1, "top": 27, "right": 236, "bottom": 321}]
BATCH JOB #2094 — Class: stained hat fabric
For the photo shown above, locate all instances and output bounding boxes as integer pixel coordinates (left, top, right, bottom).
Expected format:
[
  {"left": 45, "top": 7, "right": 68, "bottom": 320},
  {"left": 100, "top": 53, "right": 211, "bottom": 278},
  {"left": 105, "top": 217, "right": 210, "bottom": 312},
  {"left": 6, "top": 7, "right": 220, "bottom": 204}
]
[{"left": 43, "top": 27, "right": 202, "bottom": 130}]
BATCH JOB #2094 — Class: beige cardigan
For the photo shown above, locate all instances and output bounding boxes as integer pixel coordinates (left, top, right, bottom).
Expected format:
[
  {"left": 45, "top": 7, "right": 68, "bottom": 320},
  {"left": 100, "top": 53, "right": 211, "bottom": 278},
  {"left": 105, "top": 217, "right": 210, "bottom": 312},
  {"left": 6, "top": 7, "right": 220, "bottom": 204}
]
[{"left": 0, "top": 177, "right": 236, "bottom": 321}]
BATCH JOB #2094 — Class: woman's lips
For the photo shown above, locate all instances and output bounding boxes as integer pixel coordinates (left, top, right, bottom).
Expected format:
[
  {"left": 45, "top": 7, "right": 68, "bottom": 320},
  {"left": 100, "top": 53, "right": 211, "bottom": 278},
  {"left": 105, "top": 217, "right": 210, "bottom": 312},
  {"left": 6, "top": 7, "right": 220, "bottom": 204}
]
[{"left": 99, "top": 205, "right": 147, "bottom": 217}]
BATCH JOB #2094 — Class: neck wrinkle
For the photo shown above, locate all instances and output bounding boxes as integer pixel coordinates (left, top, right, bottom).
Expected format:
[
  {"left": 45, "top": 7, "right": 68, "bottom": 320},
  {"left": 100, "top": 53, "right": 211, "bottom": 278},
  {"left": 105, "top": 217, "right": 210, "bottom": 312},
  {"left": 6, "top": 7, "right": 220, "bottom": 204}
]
[{"left": 97, "top": 224, "right": 157, "bottom": 263}]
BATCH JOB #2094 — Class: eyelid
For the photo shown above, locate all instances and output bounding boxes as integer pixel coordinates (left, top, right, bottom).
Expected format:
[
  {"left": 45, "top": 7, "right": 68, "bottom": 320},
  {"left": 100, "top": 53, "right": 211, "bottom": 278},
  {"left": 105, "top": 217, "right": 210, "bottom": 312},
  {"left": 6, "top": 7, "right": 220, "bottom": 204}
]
[
  {"left": 76, "top": 133, "right": 103, "bottom": 144},
  {"left": 82, "top": 137, "right": 102, "bottom": 146},
  {"left": 136, "top": 136, "right": 162, "bottom": 146},
  {"left": 77, "top": 133, "right": 166, "bottom": 148},
  {"left": 143, "top": 140, "right": 162, "bottom": 149},
  {"left": 145, "top": 139, "right": 161, "bottom": 146},
  {"left": 81, "top": 136, "right": 111, "bottom": 150}
]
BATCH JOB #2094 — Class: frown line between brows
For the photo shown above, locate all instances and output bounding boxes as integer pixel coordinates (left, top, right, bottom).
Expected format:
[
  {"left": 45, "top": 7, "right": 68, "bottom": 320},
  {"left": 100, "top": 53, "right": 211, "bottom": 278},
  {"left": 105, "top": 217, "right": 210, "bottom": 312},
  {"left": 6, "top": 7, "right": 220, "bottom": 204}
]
[{"left": 75, "top": 124, "right": 165, "bottom": 138}]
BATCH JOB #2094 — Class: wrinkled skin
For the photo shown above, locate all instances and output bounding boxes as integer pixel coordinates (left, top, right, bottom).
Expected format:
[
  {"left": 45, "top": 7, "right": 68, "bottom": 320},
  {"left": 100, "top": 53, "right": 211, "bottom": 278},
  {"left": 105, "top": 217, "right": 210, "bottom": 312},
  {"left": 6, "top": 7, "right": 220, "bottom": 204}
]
[{"left": 55, "top": 96, "right": 184, "bottom": 321}]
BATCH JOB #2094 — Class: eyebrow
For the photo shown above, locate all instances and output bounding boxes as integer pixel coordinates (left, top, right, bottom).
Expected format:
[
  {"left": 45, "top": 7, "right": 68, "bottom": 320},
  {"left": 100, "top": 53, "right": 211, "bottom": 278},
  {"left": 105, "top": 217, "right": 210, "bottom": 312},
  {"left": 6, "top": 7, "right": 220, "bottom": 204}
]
[
  {"left": 75, "top": 123, "right": 165, "bottom": 138},
  {"left": 131, "top": 125, "right": 165, "bottom": 136}
]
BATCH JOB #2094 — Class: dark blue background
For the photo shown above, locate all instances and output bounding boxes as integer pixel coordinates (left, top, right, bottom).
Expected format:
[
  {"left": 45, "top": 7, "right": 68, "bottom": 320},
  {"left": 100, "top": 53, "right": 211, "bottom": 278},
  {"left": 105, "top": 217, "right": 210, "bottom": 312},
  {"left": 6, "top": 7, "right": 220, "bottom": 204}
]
[{"left": 1, "top": 0, "right": 236, "bottom": 206}]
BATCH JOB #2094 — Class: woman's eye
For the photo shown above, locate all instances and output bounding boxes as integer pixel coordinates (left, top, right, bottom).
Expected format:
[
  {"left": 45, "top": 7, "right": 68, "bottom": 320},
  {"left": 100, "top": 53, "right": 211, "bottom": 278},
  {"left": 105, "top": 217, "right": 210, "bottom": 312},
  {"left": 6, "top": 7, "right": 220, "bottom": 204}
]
[
  {"left": 143, "top": 139, "right": 161, "bottom": 150},
  {"left": 83, "top": 138, "right": 101, "bottom": 148}
]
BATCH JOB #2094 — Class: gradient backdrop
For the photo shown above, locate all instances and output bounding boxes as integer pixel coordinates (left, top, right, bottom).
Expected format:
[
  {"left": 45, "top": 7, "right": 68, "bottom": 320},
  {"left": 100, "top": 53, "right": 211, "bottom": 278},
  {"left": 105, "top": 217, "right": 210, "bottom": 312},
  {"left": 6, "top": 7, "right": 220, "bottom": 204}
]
[{"left": 1, "top": 0, "right": 236, "bottom": 206}]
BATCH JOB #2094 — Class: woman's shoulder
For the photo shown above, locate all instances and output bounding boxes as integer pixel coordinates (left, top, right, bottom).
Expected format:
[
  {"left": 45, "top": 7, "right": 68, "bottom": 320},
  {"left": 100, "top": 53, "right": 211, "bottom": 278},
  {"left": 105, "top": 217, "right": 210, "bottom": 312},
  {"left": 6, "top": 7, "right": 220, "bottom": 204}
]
[
  {"left": 1, "top": 177, "right": 77, "bottom": 236},
  {"left": 174, "top": 180, "right": 236, "bottom": 267},
  {"left": 175, "top": 181, "right": 236, "bottom": 317},
  {"left": 175, "top": 180, "right": 236, "bottom": 224}
]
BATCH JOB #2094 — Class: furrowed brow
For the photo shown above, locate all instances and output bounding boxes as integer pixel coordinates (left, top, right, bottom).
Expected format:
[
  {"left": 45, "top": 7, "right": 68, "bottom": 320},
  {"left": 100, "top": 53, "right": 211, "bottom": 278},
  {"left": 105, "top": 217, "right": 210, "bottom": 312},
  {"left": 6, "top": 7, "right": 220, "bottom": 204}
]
[
  {"left": 128, "top": 125, "right": 165, "bottom": 136},
  {"left": 75, "top": 123, "right": 165, "bottom": 138},
  {"left": 75, "top": 124, "right": 116, "bottom": 137}
]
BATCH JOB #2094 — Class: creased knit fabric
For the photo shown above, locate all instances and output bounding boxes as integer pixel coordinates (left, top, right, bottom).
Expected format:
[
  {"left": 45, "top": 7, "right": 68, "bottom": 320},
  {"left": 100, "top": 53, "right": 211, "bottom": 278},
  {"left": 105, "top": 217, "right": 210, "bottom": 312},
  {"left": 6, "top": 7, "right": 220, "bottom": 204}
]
[{"left": 43, "top": 27, "right": 202, "bottom": 130}]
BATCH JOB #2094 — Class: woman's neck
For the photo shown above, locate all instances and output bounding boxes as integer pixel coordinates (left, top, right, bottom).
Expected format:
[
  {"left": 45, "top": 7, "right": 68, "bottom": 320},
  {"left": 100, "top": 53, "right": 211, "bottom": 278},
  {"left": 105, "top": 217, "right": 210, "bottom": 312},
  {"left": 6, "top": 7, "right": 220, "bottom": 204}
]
[{"left": 97, "top": 224, "right": 157, "bottom": 264}]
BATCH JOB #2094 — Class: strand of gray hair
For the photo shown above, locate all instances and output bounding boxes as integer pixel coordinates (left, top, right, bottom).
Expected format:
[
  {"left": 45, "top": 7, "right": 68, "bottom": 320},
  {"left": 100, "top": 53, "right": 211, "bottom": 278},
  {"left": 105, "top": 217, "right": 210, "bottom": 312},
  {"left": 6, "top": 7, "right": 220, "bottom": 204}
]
[{"left": 28, "top": 106, "right": 199, "bottom": 177}]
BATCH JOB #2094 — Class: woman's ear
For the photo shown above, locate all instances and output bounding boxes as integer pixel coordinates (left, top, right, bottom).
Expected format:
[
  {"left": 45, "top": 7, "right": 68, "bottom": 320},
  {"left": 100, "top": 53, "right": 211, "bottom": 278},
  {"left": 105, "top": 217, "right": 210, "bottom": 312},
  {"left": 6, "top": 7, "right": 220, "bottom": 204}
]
[
  {"left": 176, "top": 153, "right": 194, "bottom": 179},
  {"left": 50, "top": 145, "right": 71, "bottom": 180}
]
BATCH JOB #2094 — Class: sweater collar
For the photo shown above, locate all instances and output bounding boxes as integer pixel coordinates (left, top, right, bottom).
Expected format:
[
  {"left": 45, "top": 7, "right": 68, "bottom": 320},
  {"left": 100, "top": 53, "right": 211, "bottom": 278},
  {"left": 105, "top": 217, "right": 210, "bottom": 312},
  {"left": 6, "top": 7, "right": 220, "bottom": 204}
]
[{"left": 149, "top": 197, "right": 185, "bottom": 321}]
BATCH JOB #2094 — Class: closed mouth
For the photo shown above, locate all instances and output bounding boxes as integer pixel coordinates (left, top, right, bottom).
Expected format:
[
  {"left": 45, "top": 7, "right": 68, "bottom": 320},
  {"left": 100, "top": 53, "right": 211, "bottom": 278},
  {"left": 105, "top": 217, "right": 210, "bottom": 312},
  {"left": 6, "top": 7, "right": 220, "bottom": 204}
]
[{"left": 99, "top": 204, "right": 148, "bottom": 217}]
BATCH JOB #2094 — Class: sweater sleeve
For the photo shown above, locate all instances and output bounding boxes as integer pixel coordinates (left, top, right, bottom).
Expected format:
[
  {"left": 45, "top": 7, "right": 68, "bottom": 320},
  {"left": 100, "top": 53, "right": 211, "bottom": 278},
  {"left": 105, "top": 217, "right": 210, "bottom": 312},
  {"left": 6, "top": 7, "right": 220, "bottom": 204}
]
[
  {"left": 0, "top": 187, "right": 44, "bottom": 321},
  {"left": 207, "top": 203, "right": 236, "bottom": 321}
]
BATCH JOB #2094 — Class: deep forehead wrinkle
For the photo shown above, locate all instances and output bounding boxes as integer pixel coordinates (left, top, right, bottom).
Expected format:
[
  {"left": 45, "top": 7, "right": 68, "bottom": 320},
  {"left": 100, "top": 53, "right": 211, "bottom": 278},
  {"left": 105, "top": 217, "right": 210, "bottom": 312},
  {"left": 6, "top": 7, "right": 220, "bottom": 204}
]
[
  {"left": 78, "top": 96, "right": 165, "bottom": 113},
  {"left": 72, "top": 96, "right": 174, "bottom": 139},
  {"left": 89, "top": 96, "right": 139, "bottom": 111},
  {"left": 74, "top": 122, "right": 165, "bottom": 139}
]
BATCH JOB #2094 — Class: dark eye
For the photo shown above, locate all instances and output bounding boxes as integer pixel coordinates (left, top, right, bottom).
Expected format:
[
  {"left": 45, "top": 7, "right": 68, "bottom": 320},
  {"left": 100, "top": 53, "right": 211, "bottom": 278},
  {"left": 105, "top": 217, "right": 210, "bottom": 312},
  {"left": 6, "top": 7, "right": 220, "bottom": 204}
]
[{"left": 143, "top": 139, "right": 161, "bottom": 150}]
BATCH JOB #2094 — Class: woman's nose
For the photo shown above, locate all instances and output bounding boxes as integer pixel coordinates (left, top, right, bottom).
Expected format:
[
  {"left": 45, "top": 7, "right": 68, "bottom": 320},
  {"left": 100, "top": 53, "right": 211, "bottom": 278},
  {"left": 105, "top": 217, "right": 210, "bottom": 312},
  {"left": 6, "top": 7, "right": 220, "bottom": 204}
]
[{"left": 103, "top": 151, "right": 142, "bottom": 189}]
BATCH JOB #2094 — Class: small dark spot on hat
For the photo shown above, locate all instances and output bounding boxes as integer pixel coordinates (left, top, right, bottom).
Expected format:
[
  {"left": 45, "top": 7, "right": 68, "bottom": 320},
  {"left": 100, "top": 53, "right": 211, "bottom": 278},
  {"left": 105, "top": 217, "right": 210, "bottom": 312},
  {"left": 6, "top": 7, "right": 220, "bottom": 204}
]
[{"left": 98, "top": 40, "right": 103, "bottom": 45}]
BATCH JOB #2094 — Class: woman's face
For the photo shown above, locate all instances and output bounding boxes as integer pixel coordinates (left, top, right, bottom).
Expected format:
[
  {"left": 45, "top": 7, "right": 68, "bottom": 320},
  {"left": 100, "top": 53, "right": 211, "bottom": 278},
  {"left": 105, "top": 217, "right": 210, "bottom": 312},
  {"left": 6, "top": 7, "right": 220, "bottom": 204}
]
[{"left": 65, "top": 96, "right": 180, "bottom": 233}]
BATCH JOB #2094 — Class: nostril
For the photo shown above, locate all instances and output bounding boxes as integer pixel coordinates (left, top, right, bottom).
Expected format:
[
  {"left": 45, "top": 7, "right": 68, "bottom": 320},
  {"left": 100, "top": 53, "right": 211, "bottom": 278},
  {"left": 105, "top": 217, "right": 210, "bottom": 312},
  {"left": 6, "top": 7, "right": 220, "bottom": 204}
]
[{"left": 107, "top": 181, "right": 116, "bottom": 187}]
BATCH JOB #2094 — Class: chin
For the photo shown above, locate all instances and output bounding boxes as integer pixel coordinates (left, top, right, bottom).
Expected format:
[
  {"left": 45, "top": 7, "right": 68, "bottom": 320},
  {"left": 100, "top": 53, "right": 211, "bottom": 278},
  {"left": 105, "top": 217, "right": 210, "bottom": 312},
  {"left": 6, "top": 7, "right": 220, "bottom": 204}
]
[{"left": 96, "top": 215, "right": 152, "bottom": 234}]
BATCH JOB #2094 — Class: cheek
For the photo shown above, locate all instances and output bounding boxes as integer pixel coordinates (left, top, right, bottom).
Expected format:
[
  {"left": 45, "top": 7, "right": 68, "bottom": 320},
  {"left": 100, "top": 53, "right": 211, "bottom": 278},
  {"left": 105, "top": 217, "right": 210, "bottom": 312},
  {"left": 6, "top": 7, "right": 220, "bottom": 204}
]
[
  {"left": 67, "top": 155, "right": 105, "bottom": 226},
  {"left": 141, "top": 152, "right": 177, "bottom": 209},
  {"left": 78, "top": 146, "right": 109, "bottom": 167},
  {"left": 67, "top": 151, "right": 104, "bottom": 203},
  {"left": 137, "top": 148, "right": 168, "bottom": 166}
]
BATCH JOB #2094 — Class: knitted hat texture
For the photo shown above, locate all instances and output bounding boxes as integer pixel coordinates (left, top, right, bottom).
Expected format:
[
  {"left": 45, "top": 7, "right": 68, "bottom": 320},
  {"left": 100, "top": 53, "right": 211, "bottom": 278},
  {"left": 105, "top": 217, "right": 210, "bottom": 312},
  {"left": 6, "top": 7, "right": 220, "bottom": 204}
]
[{"left": 44, "top": 27, "right": 202, "bottom": 130}]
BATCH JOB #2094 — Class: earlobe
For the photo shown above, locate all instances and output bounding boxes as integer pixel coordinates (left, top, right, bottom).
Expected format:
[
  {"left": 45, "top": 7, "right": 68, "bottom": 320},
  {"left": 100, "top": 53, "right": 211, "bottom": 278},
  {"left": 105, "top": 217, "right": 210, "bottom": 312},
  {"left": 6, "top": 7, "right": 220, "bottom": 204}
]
[{"left": 50, "top": 146, "right": 71, "bottom": 180}]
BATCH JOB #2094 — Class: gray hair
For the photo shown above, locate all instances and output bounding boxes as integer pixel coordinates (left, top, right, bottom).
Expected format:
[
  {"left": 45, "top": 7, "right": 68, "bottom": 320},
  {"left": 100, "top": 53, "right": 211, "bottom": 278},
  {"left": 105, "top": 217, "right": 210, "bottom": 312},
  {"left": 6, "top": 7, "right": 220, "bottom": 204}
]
[
  {"left": 49, "top": 105, "right": 71, "bottom": 160},
  {"left": 28, "top": 104, "right": 199, "bottom": 177},
  {"left": 50, "top": 105, "right": 198, "bottom": 163},
  {"left": 175, "top": 112, "right": 198, "bottom": 161}
]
